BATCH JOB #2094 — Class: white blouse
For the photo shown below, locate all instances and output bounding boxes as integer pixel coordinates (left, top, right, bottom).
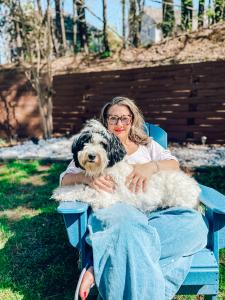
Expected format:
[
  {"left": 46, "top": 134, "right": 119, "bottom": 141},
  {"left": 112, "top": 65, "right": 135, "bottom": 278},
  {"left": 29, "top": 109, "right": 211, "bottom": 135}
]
[{"left": 59, "top": 140, "right": 178, "bottom": 184}]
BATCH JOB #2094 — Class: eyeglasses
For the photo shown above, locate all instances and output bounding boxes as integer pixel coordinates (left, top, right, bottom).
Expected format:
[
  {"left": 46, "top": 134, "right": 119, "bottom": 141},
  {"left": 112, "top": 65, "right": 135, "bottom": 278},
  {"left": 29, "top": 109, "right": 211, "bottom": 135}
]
[{"left": 107, "top": 114, "right": 132, "bottom": 125}]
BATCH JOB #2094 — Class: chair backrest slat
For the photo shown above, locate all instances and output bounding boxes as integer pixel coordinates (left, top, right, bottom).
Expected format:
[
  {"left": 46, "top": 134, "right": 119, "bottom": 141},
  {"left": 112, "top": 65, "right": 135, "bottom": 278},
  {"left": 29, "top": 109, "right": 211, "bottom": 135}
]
[{"left": 144, "top": 123, "right": 168, "bottom": 149}]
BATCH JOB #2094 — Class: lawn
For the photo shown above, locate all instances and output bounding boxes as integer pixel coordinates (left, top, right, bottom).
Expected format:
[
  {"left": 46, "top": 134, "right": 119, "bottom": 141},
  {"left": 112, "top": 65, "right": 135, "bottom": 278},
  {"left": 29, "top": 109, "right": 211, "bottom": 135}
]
[{"left": 0, "top": 160, "right": 224, "bottom": 300}]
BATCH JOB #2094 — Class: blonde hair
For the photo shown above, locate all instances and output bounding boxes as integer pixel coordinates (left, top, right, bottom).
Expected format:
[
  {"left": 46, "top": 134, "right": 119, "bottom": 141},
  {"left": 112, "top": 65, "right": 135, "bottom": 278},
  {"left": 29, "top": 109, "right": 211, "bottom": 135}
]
[{"left": 100, "top": 96, "right": 150, "bottom": 145}]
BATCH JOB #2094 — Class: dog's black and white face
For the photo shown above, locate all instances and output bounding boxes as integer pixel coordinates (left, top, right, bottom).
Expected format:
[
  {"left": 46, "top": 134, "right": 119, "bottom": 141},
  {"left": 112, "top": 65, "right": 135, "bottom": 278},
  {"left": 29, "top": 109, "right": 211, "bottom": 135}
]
[{"left": 72, "top": 119, "right": 127, "bottom": 177}]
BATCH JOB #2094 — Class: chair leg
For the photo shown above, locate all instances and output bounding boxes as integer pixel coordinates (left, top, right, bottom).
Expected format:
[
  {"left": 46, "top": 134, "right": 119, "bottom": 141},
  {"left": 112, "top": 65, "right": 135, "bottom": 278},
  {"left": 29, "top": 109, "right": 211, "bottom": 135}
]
[{"left": 204, "top": 295, "right": 217, "bottom": 300}]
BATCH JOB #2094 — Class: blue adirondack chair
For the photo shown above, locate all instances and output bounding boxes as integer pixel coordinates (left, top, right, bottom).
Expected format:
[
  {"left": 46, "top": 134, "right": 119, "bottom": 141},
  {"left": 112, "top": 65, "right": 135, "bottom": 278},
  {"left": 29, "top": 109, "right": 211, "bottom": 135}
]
[{"left": 57, "top": 123, "right": 225, "bottom": 300}]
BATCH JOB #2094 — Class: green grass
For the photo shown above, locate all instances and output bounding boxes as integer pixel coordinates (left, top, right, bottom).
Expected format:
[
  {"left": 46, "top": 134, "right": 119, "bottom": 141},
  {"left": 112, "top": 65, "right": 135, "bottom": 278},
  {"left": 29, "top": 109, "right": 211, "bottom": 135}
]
[
  {"left": 0, "top": 160, "right": 77, "bottom": 300},
  {"left": 0, "top": 161, "right": 224, "bottom": 299}
]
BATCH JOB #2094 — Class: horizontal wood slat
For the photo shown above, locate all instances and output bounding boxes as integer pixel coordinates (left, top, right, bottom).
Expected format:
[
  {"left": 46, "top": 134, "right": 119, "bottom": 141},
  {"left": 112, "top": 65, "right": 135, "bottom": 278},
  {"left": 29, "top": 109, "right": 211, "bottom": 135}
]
[{"left": 52, "top": 61, "right": 225, "bottom": 143}]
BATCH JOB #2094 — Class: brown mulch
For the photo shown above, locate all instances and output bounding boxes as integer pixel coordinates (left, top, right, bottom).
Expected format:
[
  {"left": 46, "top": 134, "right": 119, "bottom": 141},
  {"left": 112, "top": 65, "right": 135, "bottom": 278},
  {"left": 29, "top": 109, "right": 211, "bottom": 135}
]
[
  {"left": 49, "top": 21, "right": 225, "bottom": 75},
  {"left": 1, "top": 22, "right": 225, "bottom": 75}
]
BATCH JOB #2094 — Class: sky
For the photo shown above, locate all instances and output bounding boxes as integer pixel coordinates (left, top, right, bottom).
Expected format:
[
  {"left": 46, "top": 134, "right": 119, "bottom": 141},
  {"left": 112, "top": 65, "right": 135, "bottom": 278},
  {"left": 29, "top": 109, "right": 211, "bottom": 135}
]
[
  {"left": 0, "top": 0, "right": 209, "bottom": 64},
  {"left": 65, "top": 0, "right": 198, "bottom": 33}
]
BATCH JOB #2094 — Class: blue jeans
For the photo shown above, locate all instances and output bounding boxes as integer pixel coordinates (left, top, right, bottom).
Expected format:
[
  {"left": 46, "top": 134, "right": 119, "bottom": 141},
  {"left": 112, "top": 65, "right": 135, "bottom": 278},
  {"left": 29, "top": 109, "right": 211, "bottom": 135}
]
[{"left": 86, "top": 203, "right": 208, "bottom": 300}]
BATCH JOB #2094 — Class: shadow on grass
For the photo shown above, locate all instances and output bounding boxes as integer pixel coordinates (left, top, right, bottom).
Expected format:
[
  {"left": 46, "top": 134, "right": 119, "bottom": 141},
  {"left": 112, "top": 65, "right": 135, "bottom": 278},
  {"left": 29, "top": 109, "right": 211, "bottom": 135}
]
[
  {"left": 0, "top": 160, "right": 81, "bottom": 299},
  {"left": 0, "top": 160, "right": 68, "bottom": 211},
  {"left": 0, "top": 213, "right": 79, "bottom": 299}
]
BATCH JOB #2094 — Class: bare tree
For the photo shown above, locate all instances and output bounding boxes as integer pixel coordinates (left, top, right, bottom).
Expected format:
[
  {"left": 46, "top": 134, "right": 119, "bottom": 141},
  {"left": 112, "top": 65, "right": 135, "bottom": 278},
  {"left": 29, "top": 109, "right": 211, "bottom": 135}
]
[
  {"left": 121, "top": 0, "right": 126, "bottom": 48},
  {"left": 128, "top": 0, "right": 145, "bottom": 47},
  {"left": 10, "top": 1, "right": 24, "bottom": 61},
  {"left": 128, "top": 0, "right": 138, "bottom": 46},
  {"left": 72, "top": 0, "right": 77, "bottom": 52},
  {"left": 54, "top": 0, "right": 67, "bottom": 54},
  {"left": 1, "top": 0, "right": 54, "bottom": 138},
  {"left": 20, "top": 1, "right": 53, "bottom": 138},
  {"left": 102, "top": 0, "right": 110, "bottom": 52},
  {"left": 36, "top": 0, "right": 42, "bottom": 16},
  {"left": 137, "top": 0, "right": 145, "bottom": 38},
  {"left": 198, "top": 0, "right": 205, "bottom": 27},
  {"left": 76, "top": 0, "right": 88, "bottom": 53}
]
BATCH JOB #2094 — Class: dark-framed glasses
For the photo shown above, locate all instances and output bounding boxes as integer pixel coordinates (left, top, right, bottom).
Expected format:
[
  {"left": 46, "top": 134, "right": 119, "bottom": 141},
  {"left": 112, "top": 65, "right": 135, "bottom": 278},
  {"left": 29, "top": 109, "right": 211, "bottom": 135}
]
[{"left": 107, "top": 114, "right": 132, "bottom": 125}]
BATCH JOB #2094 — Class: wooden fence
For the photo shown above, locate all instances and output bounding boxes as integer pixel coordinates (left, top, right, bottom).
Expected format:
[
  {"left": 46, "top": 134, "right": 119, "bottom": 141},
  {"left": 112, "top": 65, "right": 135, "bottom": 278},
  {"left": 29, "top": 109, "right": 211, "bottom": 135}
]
[
  {"left": 53, "top": 61, "right": 225, "bottom": 143},
  {"left": 0, "top": 61, "right": 225, "bottom": 143},
  {"left": 0, "top": 68, "right": 42, "bottom": 139}
]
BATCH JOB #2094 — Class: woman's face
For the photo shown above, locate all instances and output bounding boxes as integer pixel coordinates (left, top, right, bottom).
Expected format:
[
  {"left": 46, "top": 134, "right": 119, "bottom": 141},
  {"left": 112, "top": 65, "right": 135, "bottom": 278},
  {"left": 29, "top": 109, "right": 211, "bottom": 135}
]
[{"left": 106, "top": 104, "right": 132, "bottom": 141}]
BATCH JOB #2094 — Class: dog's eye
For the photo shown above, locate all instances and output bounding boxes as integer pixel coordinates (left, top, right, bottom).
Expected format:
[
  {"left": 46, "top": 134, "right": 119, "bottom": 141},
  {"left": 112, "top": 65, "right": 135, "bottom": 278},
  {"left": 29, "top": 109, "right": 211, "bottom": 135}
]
[{"left": 101, "top": 142, "right": 108, "bottom": 149}]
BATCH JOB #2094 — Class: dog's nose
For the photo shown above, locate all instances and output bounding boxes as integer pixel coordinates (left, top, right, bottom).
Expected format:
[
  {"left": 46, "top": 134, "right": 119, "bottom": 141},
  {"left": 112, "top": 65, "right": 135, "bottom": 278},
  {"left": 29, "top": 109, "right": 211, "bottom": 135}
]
[{"left": 88, "top": 154, "right": 96, "bottom": 161}]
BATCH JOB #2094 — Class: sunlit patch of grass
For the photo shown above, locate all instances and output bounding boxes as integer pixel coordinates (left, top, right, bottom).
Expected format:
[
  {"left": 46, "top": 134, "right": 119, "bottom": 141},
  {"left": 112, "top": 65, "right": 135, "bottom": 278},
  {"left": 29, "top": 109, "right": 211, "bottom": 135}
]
[
  {"left": 0, "top": 160, "right": 40, "bottom": 184},
  {"left": 0, "top": 217, "right": 14, "bottom": 249},
  {"left": 0, "top": 288, "right": 24, "bottom": 300},
  {"left": 0, "top": 207, "right": 40, "bottom": 221}
]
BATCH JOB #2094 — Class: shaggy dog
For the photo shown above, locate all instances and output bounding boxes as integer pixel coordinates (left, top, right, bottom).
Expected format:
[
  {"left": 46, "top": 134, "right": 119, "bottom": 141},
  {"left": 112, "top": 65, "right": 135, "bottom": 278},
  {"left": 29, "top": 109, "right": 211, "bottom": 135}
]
[{"left": 53, "top": 120, "right": 200, "bottom": 212}]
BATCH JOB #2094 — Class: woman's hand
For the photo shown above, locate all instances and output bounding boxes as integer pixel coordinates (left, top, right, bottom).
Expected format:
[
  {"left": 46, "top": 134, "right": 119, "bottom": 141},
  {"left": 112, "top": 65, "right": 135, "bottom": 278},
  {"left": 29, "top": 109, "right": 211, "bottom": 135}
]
[
  {"left": 125, "top": 163, "right": 156, "bottom": 194},
  {"left": 86, "top": 175, "right": 116, "bottom": 193},
  {"left": 61, "top": 172, "right": 115, "bottom": 193}
]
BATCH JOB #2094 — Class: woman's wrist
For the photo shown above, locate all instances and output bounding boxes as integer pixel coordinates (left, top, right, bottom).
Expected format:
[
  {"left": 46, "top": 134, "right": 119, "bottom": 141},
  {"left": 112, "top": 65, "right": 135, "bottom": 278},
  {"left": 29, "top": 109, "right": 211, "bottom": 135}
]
[
  {"left": 153, "top": 161, "right": 160, "bottom": 173},
  {"left": 61, "top": 172, "right": 87, "bottom": 186},
  {"left": 149, "top": 159, "right": 179, "bottom": 174}
]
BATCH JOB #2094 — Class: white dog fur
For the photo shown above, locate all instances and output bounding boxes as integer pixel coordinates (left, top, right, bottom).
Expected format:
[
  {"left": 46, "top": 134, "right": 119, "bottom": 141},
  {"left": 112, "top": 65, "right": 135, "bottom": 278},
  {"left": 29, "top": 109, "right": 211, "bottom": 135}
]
[{"left": 53, "top": 119, "right": 200, "bottom": 212}]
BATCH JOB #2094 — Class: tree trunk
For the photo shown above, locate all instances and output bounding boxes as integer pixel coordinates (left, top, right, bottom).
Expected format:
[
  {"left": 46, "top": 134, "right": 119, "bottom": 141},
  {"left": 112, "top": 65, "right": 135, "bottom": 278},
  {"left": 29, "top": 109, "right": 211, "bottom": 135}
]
[
  {"left": 11, "top": 2, "right": 23, "bottom": 60},
  {"left": 76, "top": 0, "right": 88, "bottom": 53},
  {"left": 0, "top": 93, "right": 15, "bottom": 143},
  {"left": 214, "top": 0, "right": 223, "bottom": 22},
  {"left": 137, "top": 0, "right": 145, "bottom": 38},
  {"left": 54, "top": 0, "right": 67, "bottom": 55},
  {"left": 122, "top": 0, "right": 126, "bottom": 48},
  {"left": 208, "top": 0, "right": 215, "bottom": 25},
  {"left": 223, "top": 3, "right": 225, "bottom": 20},
  {"left": 60, "top": 2, "right": 67, "bottom": 53},
  {"left": 15, "top": 20, "right": 23, "bottom": 59},
  {"left": 36, "top": 0, "right": 42, "bottom": 16},
  {"left": 198, "top": 0, "right": 205, "bottom": 27},
  {"left": 129, "top": 0, "right": 139, "bottom": 47},
  {"left": 128, "top": 0, "right": 144, "bottom": 47},
  {"left": 45, "top": 4, "right": 53, "bottom": 137},
  {"left": 102, "top": 0, "right": 110, "bottom": 52},
  {"left": 73, "top": 0, "right": 77, "bottom": 52},
  {"left": 181, "top": 0, "right": 193, "bottom": 30},
  {"left": 162, "top": 0, "right": 175, "bottom": 37}
]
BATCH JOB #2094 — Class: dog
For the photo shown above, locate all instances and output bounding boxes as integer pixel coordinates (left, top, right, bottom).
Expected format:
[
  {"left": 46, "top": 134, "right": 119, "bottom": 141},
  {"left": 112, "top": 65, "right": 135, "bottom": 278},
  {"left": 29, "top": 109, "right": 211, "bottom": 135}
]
[{"left": 52, "top": 119, "right": 200, "bottom": 212}]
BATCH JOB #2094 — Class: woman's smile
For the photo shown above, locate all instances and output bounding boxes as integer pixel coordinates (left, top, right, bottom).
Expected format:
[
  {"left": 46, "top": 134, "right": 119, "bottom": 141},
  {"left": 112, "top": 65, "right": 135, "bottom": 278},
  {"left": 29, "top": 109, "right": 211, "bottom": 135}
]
[{"left": 114, "top": 127, "right": 125, "bottom": 133}]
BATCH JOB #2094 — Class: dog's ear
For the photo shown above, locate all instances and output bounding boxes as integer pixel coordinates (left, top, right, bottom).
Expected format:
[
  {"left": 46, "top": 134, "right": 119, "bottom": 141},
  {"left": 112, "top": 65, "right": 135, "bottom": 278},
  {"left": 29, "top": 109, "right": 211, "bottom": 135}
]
[
  {"left": 107, "top": 134, "right": 127, "bottom": 167},
  {"left": 71, "top": 132, "right": 92, "bottom": 169}
]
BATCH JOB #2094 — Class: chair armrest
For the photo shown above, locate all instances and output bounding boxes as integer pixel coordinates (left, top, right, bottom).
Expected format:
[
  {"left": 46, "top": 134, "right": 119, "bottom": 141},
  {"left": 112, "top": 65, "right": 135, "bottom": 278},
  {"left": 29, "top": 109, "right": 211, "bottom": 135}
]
[
  {"left": 57, "top": 201, "right": 89, "bottom": 214},
  {"left": 199, "top": 184, "right": 225, "bottom": 214},
  {"left": 199, "top": 184, "right": 225, "bottom": 255},
  {"left": 57, "top": 201, "right": 89, "bottom": 248}
]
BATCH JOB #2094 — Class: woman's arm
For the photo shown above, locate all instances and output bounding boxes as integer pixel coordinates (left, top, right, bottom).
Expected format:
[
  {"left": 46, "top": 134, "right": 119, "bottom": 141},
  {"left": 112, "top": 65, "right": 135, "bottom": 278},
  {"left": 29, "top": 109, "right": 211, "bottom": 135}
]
[
  {"left": 61, "top": 172, "right": 115, "bottom": 193},
  {"left": 151, "top": 159, "right": 180, "bottom": 172},
  {"left": 61, "top": 172, "right": 88, "bottom": 186},
  {"left": 126, "top": 159, "right": 180, "bottom": 193}
]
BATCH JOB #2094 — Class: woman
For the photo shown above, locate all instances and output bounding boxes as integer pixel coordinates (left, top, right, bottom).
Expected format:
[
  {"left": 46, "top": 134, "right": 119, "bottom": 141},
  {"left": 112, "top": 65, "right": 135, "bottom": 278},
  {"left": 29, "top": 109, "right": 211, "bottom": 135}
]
[{"left": 61, "top": 96, "right": 208, "bottom": 300}]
